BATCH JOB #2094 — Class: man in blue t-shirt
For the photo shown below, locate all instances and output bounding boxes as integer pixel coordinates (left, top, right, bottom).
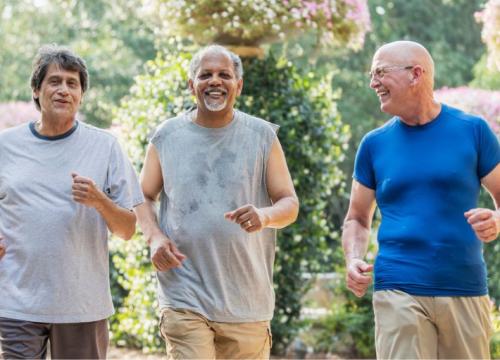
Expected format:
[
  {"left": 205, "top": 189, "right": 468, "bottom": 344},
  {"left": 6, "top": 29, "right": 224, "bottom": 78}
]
[{"left": 342, "top": 40, "right": 500, "bottom": 359}]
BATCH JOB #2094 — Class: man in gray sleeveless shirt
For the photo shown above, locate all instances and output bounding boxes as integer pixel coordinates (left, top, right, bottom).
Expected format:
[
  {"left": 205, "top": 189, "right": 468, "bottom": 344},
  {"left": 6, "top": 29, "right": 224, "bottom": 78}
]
[
  {"left": 0, "top": 45, "right": 144, "bottom": 359},
  {"left": 135, "top": 45, "right": 299, "bottom": 359}
]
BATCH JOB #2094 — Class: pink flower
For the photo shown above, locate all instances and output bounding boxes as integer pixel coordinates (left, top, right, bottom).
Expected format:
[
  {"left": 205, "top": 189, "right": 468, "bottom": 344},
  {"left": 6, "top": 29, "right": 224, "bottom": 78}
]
[
  {"left": 302, "top": 1, "right": 318, "bottom": 15},
  {"left": 0, "top": 102, "right": 39, "bottom": 131},
  {"left": 435, "top": 87, "right": 500, "bottom": 134}
]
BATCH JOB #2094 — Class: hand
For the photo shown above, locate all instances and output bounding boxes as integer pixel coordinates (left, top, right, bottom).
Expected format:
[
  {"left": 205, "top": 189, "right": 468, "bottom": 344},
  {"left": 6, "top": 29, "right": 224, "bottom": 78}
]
[
  {"left": 0, "top": 235, "right": 5, "bottom": 260},
  {"left": 150, "top": 233, "right": 186, "bottom": 271},
  {"left": 465, "top": 208, "right": 500, "bottom": 243},
  {"left": 346, "top": 258, "right": 373, "bottom": 297},
  {"left": 224, "top": 204, "right": 269, "bottom": 233},
  {"left": 71, "top": 173, "right": 107, "bottom": 210}
]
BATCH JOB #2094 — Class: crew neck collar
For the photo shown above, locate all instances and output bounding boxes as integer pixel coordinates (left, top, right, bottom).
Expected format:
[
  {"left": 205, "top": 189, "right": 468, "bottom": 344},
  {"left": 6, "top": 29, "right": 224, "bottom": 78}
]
[
  {"left": 396, "top": 104, "right": 446, "bottom": 131},
  {"left": 29, "top": 120, "right": 79, "bottom": 141},
  {"left": 186, "top": 110, "right": 239, "bottom": 133}
]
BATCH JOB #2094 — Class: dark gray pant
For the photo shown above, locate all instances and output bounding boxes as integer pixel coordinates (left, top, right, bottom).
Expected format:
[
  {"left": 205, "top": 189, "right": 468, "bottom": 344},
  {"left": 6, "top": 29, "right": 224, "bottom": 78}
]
[{"left": 0, "top": 317, "right": 108, "bottom": 359}]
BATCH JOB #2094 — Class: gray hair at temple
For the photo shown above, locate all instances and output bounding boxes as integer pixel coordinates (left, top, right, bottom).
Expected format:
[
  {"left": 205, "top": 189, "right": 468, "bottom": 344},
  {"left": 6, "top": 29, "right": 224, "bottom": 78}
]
[
  {"left": 30, "top": 44, "right": 89, "bottom": 110},
  {"left": 188, "top": 45, "right": 244, "bottom": 80}
]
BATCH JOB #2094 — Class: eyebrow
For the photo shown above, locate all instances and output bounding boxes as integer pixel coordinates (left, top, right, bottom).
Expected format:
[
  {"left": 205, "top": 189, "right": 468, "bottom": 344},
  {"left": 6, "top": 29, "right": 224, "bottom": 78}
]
[
  {"left": 200, "top": 69, "right": 231, "bottom": 73},
  {"left": 47, "top": 74, "right": 79, "bottom": 80}
]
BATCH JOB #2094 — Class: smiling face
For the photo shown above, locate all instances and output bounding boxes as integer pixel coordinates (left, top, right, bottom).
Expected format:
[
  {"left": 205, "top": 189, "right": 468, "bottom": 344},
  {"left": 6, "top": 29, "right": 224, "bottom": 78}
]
[
  {"left": 188, "top": 51, "right": 243, "bottom": 117},
  {"left": 33, "top": 63, "right": 82, "bottom": 122},
  {"left": 369, "top": 50, "right": 415, "bottom": 116}
]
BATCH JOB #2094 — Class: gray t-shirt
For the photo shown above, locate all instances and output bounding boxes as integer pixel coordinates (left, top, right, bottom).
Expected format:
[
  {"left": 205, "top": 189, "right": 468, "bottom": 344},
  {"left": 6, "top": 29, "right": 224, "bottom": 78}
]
[
  {"left": 0, "top": 121, "right": 143, "bottom": 323},
  {"left": 152, "top": 110, "right": 278, "bottom": 322}
]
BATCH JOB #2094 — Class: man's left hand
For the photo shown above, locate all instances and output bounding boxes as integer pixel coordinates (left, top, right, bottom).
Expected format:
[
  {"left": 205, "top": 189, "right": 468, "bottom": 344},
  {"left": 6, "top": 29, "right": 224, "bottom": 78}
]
[
  {"left": 465, "top": 208, "right": 500, "bottom": 243},
  {"left": 71, "top": 173, "right": 107, "bottom": 210},
  {"left": 225, "top": 204, "right": 269, "bottom": 233}
]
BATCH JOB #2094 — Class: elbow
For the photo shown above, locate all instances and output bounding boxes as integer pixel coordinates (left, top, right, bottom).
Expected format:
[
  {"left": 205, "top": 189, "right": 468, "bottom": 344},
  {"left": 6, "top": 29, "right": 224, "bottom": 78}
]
[
  {"left": 121, "top": 226, "right": 136, "bottom": 241},
  {"left": 342, "top": 214, "right": 370, "bottom": 233},
  {"left": 115, "top": 213, "right": 137, "bottom": 241},
  {"left": 115, "top": 224, "right": 136, "bottom": 241}
]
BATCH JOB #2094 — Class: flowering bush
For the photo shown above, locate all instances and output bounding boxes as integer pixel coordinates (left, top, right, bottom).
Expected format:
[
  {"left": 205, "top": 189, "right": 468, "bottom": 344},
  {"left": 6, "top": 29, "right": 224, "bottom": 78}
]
[
  {"left": 476, "top": 0, "right": 500, "bottom": 71},
  {"left": 435, "top": 87, "right": 500, "bottom": 133},
  {"left": 0, "top": 102, "right": 39, "bottom": 131},
  {"left": 152, "top": 0, "right": 370, "bottom": 49}
]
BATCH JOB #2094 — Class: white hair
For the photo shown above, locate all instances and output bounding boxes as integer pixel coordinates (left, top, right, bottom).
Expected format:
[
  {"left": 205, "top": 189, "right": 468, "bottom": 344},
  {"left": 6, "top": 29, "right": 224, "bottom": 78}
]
[{"left": 188, "top": 45, "right": 243, "bottom": 80}]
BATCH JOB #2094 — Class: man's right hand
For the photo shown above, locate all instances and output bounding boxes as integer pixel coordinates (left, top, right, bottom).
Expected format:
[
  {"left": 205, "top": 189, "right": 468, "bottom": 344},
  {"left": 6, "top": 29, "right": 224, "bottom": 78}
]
[
  {"left": 149, "top": 234, "right": 186, "bottom": 271},
  {"left": 0, "top": 235, "right": 5, "bottom": 260},
  {"left": 346, "top": 258, "right": 373, "bottom": 297}
]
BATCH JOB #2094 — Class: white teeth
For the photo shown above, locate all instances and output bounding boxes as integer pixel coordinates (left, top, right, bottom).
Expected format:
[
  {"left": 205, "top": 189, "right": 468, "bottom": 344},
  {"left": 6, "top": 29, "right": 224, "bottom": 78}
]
[{"left": 205, "top": 89, "right": 226, "bottom": 96}]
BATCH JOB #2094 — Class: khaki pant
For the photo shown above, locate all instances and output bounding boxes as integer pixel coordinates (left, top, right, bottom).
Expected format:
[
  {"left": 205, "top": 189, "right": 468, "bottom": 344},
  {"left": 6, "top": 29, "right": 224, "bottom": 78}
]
[
  {"left": 373, "top": 290, "right": 493, "bottom": 359},
  {"left": 159, "top": 308, "right": 271, "bottom": 359}
]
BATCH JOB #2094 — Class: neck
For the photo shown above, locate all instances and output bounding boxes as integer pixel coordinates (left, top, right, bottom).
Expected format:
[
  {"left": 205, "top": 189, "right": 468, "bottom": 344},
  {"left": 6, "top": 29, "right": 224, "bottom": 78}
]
[
  {"left": 37, "top": 114, "right": 76, "bottom": 136},
  {"left": 399, "top": 96, "right": 441, "bottom": 126},
  {"left": 193, "top": 108, "right": 235, "bottom": 128}
]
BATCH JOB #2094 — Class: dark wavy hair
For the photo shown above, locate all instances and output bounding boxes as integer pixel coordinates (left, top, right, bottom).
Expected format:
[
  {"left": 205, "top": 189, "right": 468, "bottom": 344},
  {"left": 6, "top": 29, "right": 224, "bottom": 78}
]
[{"left": 30, "top": 44, "right": 89, "bottom": 110}]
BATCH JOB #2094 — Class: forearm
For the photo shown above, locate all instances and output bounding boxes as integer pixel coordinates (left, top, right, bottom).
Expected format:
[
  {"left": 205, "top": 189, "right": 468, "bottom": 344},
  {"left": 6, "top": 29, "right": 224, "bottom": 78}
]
[
  {"left": 342, "top": 218, "right": 371, "bottom": 264},
  {"left": 134, "top": 198, "right": 165, "bottom": 244},
  {"left": 260, "top": 195, "right": 299, "bottom": 229},
  {"left": 96, "top": 197, "right": 136, "bottom": 240}
]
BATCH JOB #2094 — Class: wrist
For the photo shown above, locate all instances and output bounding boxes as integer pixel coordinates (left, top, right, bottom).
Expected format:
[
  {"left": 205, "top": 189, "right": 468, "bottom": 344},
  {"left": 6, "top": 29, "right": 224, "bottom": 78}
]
[
  {"left": 258, "top": 208, "right": 271, "bottom": 228},
  {"left": 346, "top": 255, "right": 363, "bottom": 266},
  {"left": 94, "top": 194, "right": 110, "bottom": 212},
  {"left": 262, "top": 212, "right": 271, "bottom": 228},
  {"left": 146, "top": 229, "right": 166, "bottom": 245}
]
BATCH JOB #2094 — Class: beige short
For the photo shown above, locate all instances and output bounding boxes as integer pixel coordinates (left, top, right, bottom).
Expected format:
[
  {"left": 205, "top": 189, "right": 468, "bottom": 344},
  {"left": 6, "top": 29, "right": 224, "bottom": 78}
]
[
  {"left": 373, "top": 290, "right": 493, "bottom": 359},
  {"left": 159, "top": 308, "right": 272, "bottom": 359}
]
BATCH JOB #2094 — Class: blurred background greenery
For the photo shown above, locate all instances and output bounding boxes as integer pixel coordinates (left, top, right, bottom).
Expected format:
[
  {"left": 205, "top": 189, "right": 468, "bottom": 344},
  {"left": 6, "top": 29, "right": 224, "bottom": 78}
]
[{"left": 1, "top": 0, "right": 499, "bottom": 357}]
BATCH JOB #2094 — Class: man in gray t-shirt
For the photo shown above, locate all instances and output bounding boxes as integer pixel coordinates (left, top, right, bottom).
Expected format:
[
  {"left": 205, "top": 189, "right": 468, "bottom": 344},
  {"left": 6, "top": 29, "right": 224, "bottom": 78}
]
[
  {"left": 0, "top": 45, "right": 143, "bottom": 359},
  {"left": 135, "top": 45, "right": 299, "bottom": 359}
]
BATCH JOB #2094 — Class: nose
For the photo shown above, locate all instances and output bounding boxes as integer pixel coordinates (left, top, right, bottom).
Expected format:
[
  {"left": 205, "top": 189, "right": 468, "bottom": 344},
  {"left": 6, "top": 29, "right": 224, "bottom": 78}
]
[
  {"left": 208, "top": 75, "right": 222, "bottom": 86},
  {"left": 370, "top": 76, "right": 380, "bottom": 89},
  {"left": 57, "top": 81, "right": 70, "bottom": 95}
]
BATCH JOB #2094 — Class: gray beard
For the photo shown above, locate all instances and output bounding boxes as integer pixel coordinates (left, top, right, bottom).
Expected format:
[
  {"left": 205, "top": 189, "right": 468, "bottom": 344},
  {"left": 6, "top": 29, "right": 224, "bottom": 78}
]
[{"left": 204, "top": 96, "right": 227, "bottom": 112}]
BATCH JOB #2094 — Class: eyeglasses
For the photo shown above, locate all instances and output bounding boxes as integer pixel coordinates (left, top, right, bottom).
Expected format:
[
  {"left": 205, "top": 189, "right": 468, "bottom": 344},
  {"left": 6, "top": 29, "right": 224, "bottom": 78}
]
[{"left": 368, "top": 65, "right": 414, "bottom": 80}]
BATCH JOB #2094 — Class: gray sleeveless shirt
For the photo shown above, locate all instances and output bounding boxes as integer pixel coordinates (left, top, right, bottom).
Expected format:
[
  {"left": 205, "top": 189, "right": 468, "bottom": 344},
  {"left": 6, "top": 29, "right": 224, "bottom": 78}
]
[{"left": 151, "top": 110, "right": 278, "bottom": 322}]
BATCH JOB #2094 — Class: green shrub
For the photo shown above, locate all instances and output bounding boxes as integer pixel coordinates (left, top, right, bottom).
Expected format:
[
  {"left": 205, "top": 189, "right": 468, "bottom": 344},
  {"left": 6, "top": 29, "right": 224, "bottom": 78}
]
[
  {"left": 305, "top": 287, "right": 376, "bottom": 358},
  {"left": 109, "top": 236, "right": 163, "bottom": 352},
  {"left": 110, "top": 51, "right": 350, "bottom": 355},
  {"left": 491, "top": 305, "right": 500, "bottom": 358}
]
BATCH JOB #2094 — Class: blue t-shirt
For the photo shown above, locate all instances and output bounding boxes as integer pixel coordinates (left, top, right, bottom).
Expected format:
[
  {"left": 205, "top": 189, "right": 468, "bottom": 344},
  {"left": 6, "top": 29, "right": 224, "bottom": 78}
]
[{"left": 354, "top": 104, "right": 500, "bottom": 296}]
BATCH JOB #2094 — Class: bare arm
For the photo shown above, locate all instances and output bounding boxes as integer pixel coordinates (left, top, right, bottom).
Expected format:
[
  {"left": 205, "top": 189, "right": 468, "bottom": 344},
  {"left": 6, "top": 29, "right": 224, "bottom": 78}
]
[
  {"left": 465, "top": 163, "right": 500, "bottom": 243},
  {"left": 71, "top": 173, "right": 136, "bottom": 240},
  {"left": 134, "top": 144, "right": 185, "bottom": 270},
  {"left": 342, "top": 179, "right": 377, "bottom": 297},
  {"left": 225, "top": 138, "right": 299, "bottom": 232},
  {"left": 135, "top": 144, "right": 164, "bottom": 243}
]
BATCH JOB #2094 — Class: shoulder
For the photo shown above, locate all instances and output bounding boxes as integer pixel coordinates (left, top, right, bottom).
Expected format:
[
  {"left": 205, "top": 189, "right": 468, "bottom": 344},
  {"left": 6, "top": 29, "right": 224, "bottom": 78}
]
[
  {"left": 0, "top": 122, "right": 30, "bottom": 146},
  {"left": 439, "top": 103, "right": 486, "bottom": 128},
  {"left": 236, "top": 110, "right": 279, "bottom": 136},
  {"left": 360, "top": 117, "right": 398, "bottom": 145},
  {"left": 78, "top": 122, "right": 118, "bottom": 144},
  {"left": 152, "top": 114, "right": 190, "bottom": 142}
]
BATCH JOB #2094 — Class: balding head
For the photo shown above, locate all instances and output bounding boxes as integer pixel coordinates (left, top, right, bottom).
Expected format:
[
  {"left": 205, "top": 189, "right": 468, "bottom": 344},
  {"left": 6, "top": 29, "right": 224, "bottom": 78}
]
[{"left": 374, "top": 41, "right": 435, "bottom": 89}]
